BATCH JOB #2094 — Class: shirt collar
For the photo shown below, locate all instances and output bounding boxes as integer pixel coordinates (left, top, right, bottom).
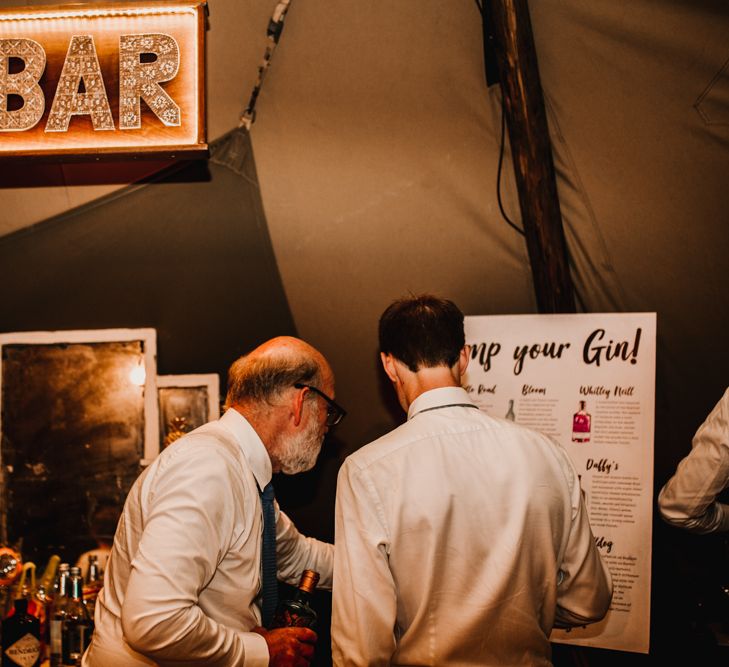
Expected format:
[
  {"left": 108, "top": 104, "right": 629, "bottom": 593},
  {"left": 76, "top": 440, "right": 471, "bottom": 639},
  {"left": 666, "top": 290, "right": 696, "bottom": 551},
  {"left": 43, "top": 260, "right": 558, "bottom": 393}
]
[
  {"left": 219, "top": 408, "right": 272, "bottom": 490},
  {"left": 407, "top": 386, "right": 477, "bottom": 420}
]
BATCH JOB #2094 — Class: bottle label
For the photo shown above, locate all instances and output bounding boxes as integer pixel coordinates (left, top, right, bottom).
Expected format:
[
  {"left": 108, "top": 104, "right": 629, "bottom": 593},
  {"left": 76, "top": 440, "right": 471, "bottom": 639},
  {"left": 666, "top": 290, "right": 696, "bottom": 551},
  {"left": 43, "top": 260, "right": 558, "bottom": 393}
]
[
  {"left": 50, "top": 619, "right": 62, "bottom": 656},
  {"left": 4, "top": 632, "right": 41, "bottom": 667}
]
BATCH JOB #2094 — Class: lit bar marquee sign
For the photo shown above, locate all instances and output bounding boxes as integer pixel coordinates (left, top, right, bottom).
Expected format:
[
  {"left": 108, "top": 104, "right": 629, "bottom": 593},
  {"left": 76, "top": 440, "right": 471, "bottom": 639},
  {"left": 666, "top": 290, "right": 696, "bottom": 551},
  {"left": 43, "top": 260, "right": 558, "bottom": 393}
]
[{"left": 0, "top": 1, "right": 206, "bottom": 159}]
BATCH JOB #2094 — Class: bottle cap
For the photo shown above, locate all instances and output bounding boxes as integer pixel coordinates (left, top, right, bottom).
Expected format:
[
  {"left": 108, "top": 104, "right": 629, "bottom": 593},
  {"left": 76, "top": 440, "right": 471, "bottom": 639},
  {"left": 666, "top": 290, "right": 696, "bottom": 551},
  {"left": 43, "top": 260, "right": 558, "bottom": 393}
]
[{"left": 299, "top": 570, "right": 320, "bottom": 594}]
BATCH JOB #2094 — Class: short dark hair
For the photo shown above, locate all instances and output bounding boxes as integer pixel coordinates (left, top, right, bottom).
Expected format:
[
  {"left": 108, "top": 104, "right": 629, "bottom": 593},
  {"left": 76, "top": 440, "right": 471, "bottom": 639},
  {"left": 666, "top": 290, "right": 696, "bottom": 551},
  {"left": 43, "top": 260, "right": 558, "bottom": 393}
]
[
  {"left": 379, "top": 294, "right": 465, "bottom": 372},
  {"left": 225, "top": 354, "right": 321, "bottom": 407}
]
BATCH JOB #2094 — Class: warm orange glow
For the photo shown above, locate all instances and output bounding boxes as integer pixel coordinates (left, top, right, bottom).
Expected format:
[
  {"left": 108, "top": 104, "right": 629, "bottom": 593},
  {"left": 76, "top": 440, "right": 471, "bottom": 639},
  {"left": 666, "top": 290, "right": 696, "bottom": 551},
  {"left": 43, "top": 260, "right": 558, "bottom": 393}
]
[
  {"left": 0, "top": 7, "right": 197, "bottom": 22},
  {"left": 0, "top": 1, "right": 206, "bottom": 158}
]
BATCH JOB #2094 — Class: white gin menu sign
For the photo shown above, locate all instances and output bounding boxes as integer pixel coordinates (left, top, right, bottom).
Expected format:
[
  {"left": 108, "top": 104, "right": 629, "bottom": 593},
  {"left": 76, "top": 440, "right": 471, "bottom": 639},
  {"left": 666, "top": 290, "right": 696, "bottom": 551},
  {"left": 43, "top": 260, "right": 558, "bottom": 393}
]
[{"left": 463, "top": 312, "right": 656, "bottom": 654}]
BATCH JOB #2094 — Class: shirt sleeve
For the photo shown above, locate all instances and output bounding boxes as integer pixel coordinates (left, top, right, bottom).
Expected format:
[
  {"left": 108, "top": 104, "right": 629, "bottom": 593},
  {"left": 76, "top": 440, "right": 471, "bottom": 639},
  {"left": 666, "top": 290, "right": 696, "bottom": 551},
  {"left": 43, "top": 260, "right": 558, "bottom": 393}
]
[
  {"left": 120, "top": 446, "right": 269, "bottom": 667},
  {"left": 275, "top": 505, "right": 334, "bottom": 590},
  {"left": 553, "top": 445, "right": 613, "bottom": 629},
  {"left": 658, "top": 388, "right": 729, "bottom": 534},
  {"left": 331, "top": 459, "right": 397, "bottom": 666}
]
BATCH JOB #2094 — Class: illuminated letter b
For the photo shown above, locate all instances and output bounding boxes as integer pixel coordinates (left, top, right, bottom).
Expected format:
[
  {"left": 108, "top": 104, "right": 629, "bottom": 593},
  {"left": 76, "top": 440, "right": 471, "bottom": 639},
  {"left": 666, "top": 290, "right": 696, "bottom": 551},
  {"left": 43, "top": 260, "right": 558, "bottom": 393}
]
[{"left": 0, "top": 38, "right": 46, "bottom": 132}]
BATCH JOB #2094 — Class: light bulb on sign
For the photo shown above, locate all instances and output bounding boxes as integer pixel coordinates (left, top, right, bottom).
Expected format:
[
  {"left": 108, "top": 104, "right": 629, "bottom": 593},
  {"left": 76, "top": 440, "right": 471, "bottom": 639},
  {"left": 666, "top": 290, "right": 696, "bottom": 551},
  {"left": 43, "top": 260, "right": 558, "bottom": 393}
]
[{"left": 129, "top": 363, "right": 146, "bottom": 386}]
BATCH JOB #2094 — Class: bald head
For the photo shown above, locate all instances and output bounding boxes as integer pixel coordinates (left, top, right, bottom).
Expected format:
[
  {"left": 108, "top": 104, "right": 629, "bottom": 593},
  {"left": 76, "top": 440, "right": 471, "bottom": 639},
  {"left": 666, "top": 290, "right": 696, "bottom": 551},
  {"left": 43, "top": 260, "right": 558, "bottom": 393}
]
[{"left": 225, "top": 336, "right": 333, "bottom": 409}]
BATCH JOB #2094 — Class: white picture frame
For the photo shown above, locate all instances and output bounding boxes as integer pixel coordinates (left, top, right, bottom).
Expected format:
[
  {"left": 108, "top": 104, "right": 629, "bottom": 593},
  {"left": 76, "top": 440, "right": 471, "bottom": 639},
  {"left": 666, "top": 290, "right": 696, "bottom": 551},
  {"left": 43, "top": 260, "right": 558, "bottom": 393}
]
[
  {"left": 156, "top": 373, "right": 220, "bottom": 449},
  {"left": 0, "top": 327, "right": 158, "bottom": 560}
]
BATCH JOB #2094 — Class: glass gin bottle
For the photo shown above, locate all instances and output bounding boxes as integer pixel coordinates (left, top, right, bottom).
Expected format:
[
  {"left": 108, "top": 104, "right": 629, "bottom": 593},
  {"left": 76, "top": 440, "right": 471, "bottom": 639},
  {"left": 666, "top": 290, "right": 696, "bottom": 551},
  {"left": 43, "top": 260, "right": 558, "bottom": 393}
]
[
  {"left": 270, "top": 570, "right": 319, "bottom": 629},
  {"left": 49, "top": 564, "right": 70, "bottom": 667},
  {"left": 60, "top": 567, "right": 93, "bottom": 666},
  {"left": 2, "top": 597, "right": 41, "bottom": 667}
]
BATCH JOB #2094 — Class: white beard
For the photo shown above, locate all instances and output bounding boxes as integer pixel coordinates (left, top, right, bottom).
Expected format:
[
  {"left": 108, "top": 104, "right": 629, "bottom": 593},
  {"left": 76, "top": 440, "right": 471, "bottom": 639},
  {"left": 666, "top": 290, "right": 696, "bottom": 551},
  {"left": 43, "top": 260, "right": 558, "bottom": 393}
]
[{"left": 277, "top": 406, "right": 324, "bottom": 475}]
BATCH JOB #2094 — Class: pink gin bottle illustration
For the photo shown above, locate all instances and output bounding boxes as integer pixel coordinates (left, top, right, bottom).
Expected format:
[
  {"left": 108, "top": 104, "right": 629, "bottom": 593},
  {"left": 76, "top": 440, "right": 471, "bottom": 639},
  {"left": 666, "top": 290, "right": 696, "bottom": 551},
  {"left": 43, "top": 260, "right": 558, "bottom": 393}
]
[{"left": 572, "top": 400, "right": 591, "bottom": 442}]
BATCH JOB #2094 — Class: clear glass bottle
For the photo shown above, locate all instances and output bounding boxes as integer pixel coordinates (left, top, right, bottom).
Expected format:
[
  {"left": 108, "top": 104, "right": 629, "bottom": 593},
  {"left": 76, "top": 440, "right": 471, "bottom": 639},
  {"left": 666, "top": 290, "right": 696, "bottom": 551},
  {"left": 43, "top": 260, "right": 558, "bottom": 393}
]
[
  {"left": 82, "top": 555, "right": 102, "bottom": 619},
  {"left": 60, "top": 567, "right": 93, "bottom": 666},
  {"left": 49, "top": 564, "right": 70, "bottom": 667},
  {"left": 2, "top": 597, "right": 41, "bottom": 667},
  {"left": 270, "top": 570, "right": 319, "bottom": 629},
  {"left": 571, "top": 400, "right": 591, "bottom": 443},
  {"left": 34, "top": 555, "right": 60, "bottom": 662}
]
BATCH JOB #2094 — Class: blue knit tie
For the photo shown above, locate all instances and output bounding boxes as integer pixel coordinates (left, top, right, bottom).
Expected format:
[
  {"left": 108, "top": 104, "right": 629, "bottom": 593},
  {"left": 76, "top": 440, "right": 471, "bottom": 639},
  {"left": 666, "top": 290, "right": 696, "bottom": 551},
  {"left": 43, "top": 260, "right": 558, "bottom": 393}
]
[{"left": 260, "top": 481, "right": 278, "bottom": 627}]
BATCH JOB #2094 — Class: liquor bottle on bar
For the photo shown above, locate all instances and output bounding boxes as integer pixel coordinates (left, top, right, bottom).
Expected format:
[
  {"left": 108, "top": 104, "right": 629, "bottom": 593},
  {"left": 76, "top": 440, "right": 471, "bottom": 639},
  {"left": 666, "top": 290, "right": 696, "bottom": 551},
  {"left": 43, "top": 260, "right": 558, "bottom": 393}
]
[
  {"left": 61, "top": 567, "right": 94, "bottom": 666},
  {"left": 571, "top": 400, "right": 591, "bottom": 443},
  {"left": 49, "top": 564, "right": 70, "bottom": 667},
  {"left": 11, "top": 562, "right": 43, "bottom": 623},
  {"left": 271, "top": 570, "right": 319, "bottom": 629},
  {"left": 34, "top": 555, "right": 60, "bottom": 662},
  {"left": 82, "top": 555, "right": 102, "bottom": 619},
  {"left": 2, "top": 597, "right": 41, "bottom": 666}
]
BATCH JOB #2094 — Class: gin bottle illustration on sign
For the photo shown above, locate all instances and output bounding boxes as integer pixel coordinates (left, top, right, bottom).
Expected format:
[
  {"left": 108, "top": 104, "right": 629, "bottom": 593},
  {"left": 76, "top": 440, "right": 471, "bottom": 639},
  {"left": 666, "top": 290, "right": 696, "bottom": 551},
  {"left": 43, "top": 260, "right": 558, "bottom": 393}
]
[
  {"left": 572, "top": 400, "right": 591, "bottom": 443},
  {"left": 504, "top": 399, "right": 516, "bottom": 422}
]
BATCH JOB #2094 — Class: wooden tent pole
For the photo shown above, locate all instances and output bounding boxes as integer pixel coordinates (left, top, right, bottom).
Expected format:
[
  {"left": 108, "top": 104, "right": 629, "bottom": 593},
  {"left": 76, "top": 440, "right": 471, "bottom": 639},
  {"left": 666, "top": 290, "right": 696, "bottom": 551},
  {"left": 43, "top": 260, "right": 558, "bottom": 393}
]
[{"left": 487, "top": 0, "right": 576, "bottom": 314}]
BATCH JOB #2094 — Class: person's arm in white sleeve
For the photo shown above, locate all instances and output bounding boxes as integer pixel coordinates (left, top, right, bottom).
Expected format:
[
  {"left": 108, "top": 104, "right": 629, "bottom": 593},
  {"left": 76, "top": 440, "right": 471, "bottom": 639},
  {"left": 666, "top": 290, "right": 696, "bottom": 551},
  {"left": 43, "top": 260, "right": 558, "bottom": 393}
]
[
  {"left": 331, "top": 459, "right": 397, "bottom": 667},
  {"left": 121, "top": 448, "right": 269, "bottom": 667},
  {"left": 275, "top": 505, "right": 334, "bottom": 590},
  {"left": 553, "top": 447, "right": 613, "bottom": 629},
  {"left": 658, "top": 388, "right": 729, "bottom": 534}
]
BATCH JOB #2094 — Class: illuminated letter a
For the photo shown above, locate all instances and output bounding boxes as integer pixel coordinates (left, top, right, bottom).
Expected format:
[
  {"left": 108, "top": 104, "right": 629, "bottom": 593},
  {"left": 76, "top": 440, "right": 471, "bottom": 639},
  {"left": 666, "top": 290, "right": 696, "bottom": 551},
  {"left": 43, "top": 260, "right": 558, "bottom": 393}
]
[{"left": 46, "top": 35, "right": 114, "bottom": 132}]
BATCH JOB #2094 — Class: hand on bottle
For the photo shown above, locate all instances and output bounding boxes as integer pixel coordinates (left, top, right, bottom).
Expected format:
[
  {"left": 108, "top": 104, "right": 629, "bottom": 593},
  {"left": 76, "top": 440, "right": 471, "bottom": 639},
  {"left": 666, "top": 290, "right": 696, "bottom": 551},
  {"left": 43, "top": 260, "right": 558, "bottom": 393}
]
[{"left": 252, "top": 626, "right": 317, "bottom": 667}]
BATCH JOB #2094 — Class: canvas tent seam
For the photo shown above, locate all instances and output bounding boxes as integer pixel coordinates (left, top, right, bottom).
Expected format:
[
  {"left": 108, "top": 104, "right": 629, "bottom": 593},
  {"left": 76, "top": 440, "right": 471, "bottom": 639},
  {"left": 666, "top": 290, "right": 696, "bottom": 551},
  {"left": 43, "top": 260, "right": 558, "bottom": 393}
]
[
  {"left": 694, "top": 55, "right": 729, "bottom": 125},
  {"left": 0, "top": 131, "right": 261, "bottom": 245}
]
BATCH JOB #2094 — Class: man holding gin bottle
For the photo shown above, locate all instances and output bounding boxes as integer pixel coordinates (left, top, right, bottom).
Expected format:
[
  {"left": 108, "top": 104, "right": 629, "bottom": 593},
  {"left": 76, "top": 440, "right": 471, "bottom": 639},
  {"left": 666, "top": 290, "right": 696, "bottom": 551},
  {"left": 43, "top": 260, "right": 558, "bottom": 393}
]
[{"left": 83, "top": 336, "right": 340, "bottom": 667}]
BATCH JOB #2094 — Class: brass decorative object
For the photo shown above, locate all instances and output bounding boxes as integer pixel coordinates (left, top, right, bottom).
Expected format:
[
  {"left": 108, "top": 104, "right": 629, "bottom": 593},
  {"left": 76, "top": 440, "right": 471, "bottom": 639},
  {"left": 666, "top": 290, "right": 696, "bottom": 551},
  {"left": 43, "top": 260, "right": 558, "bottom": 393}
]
[{"left": 163, "top": 416, "right": 189, "bottom": 447}]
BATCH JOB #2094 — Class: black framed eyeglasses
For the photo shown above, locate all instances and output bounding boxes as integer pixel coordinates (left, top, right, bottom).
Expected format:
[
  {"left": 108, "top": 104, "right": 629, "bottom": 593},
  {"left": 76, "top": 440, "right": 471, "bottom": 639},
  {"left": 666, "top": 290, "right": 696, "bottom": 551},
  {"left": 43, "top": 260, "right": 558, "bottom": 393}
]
[{"left": 294, "top": 383, "right": 347, "bottom": 426}]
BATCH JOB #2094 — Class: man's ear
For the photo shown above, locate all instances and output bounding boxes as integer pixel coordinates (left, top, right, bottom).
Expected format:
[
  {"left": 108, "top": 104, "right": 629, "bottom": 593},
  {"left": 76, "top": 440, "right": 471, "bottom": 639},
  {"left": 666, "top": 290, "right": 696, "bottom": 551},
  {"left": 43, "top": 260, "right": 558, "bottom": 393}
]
[
  {"left": 380, "top": 352, "right": 400, "bottom": 384},
  {"left": 457, "top": 345, "right": 470, "bottom": 378},
  {"left": 292, "top": 385, "right": 307, "bottom": 427}
]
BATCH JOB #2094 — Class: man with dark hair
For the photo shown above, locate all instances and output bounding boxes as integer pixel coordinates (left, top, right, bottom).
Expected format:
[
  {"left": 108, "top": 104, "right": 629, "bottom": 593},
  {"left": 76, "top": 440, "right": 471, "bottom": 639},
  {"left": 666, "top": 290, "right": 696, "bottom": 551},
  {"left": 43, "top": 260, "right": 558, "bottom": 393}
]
[
  {"left": 85, "top": 336, "right": 343, "bottom": 667},
  {"left": 332, "top": 295, "right": 612, "bottom": 666}
]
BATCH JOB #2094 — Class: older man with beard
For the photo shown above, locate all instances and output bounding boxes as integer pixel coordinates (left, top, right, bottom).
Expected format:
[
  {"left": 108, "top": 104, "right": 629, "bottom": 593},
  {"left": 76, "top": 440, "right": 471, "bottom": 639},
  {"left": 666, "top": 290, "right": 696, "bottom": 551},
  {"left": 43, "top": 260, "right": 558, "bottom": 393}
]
[{"left": 83, "top": 337, "right": 342, "bottom": 667}]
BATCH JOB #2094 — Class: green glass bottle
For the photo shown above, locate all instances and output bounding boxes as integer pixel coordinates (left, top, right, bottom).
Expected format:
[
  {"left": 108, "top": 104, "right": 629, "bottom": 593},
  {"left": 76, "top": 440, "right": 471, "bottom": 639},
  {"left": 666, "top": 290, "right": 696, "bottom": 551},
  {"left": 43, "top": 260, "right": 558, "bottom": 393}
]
[{"left": 60, "top": 567, "right": 93, "bottom": 666}]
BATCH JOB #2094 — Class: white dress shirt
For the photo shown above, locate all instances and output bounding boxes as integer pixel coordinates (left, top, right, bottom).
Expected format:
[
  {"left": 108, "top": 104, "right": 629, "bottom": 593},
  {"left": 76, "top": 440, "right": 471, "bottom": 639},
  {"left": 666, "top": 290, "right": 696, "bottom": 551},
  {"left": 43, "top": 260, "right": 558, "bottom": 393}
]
[
  {"left": 332, "top": 387, "right": 612, "bottom": 667},
  {"left": 658, "top": 387, "right": 729, "bottom": 533},
  {"left": 83, "top": 409, "right": 333, "bottom": 667}
]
